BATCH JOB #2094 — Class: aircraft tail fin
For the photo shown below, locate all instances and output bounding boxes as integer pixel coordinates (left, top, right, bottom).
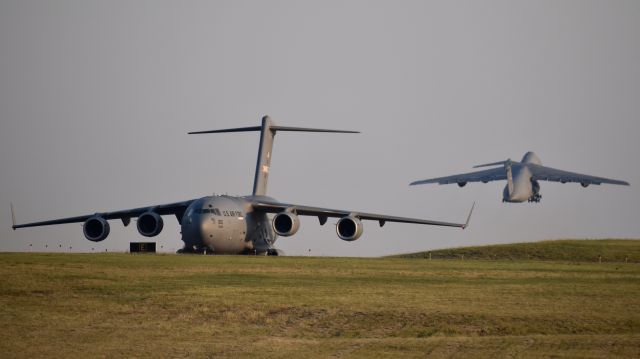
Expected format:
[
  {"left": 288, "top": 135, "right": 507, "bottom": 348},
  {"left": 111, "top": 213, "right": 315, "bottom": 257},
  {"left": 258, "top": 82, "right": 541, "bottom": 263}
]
[
  {"left": 473, "top": 159, "right": 517, "bottom": 196},
  {"left": 188, "top": 126, "right": 262, "bottom": 134},
  {"left": 189, "top": 116, "right": 358, "bottom": 196},
  {"left": 505, "top": 162, "right": 514, "bottom": 196},
  {"left": 474, "top": 159, "right": 516, "bottom": 196}
]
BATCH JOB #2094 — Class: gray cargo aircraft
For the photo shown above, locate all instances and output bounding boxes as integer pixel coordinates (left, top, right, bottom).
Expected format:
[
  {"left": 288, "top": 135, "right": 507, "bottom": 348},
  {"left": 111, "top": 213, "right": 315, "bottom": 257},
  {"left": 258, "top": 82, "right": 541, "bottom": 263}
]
[
  {"left": 410, "top": 151, "right": 629, "bottom": 203},
  {"left": 12, "top": 116, "right": 473, "bottom": 255}
]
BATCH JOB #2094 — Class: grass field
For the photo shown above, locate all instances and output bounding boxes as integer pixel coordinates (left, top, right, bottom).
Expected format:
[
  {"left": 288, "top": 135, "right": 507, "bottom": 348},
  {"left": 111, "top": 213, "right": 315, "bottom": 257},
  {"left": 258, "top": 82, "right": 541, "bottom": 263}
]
[
  {"left": 1, "top": 241, "right": 639, "bottom": 358},
  {"left": 394, "top": 239, "right": 640, "bottom": 262}
]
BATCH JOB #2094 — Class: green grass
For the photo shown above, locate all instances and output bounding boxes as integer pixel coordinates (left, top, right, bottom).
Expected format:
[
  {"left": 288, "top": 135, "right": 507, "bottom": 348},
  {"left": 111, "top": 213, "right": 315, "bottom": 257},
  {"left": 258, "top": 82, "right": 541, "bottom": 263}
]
[
  {"left": 0, "top": 245, "right": 639, "bottom": 358},
  {"left": 393, "top": 239, "right": 640, "bottom": 262}
]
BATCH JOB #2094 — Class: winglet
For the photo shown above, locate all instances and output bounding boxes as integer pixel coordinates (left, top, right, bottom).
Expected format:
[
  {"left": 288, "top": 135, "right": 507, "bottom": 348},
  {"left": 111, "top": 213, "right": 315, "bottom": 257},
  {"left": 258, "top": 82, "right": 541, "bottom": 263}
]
[
  {"left": 10, "top": 202, "right": 16, "bottom": 230},
  {"left": 462, "top": 202, "right": 475, "bottom": 229}
]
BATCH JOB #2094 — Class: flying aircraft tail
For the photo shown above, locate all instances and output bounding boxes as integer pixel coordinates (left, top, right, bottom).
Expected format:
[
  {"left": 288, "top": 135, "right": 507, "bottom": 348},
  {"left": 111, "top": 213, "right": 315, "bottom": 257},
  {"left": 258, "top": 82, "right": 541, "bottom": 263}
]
[
  {"left": 505, "top": 161, "right": 514, "bottom": 196},
  {"left": 189, "top": 116, "right": 359, "bottom": 196},
  {"left": 474, "top": 159, "right": 515, "bottom": 196},
  {"left": 473, "top": 159, "right": 511, "bottom": 168}
]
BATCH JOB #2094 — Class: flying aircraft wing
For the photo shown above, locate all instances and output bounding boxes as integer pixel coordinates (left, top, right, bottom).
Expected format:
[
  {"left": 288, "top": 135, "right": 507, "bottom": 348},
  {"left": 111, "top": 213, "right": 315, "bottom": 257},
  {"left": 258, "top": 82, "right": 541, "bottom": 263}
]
[
  {"left": 527, "top": 163, "right": 630, "bottom": 186},
  {"left": 11, "top": 199, "right": 196, "bottom": 229},
  {"left": 250, "top": 199, "right": 473, "bottom": 229},
  {"left": 410, "top": 167, "right": 507, "bottom": 186}
]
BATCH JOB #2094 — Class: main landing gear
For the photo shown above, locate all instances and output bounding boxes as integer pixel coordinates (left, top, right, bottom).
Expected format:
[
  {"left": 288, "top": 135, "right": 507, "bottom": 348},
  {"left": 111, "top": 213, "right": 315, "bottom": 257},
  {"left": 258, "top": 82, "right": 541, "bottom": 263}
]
[{"left": 527, "top": 193, "right": 542, "bottom": 203}]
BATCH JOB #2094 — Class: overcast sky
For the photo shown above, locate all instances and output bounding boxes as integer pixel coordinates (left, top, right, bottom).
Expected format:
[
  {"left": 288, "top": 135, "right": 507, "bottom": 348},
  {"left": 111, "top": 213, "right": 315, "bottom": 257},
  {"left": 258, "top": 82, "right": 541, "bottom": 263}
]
[{"left": 1, "top": 1, "right": 638, "bottom": 257}]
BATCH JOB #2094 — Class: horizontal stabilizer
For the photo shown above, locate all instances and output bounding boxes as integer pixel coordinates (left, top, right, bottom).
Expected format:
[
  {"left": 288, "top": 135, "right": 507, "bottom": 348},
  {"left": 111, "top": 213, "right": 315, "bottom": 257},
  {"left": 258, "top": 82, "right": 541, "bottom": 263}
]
[
  {"left": 270, "top": 126, "right": 359, "bottom": 134},
  {"left": 473, "top": 159, "right": 512, "bottom": 168},
  {"left": 188, "top": 126, "right": 262, "bottom": 135},
  {"left": 189, "top": 125, "right": 359, "bottom": 135}
]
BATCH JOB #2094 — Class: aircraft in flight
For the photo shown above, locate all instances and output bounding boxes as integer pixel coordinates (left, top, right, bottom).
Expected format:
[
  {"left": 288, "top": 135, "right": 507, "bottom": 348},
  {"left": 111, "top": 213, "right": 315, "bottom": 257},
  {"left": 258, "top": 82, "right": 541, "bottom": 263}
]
[
  {"left": 12, "top": 116, "right": 473, "bottom": 255},
  {"left": 410, "top": 151, "right": 629, "bottom": 203}
]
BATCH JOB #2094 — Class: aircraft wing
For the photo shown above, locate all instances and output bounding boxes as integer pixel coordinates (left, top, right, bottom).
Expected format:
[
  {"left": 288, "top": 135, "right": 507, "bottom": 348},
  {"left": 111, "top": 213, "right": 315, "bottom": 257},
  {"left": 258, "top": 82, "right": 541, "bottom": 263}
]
[
  {"left": 528, "top": 163, "right": 630, "bottom": 186},
  {"left": 410, "top": 167, "right": 507, "bottom": 186},
  {"left": 250, "top": 199, "right": 473, "bottom": 229},
  {"left": 12, "top": 199, "right": 196, "bottom": 229}
]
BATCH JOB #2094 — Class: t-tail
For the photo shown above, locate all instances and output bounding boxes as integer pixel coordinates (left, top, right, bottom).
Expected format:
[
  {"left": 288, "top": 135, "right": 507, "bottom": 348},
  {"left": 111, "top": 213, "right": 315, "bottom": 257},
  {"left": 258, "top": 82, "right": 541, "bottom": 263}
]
[
  {"left": 189, "top": 115, "right": 359, "bottom": 196},
  {"left": 474, "top": 159, "right": 515, "bottom": 197}
]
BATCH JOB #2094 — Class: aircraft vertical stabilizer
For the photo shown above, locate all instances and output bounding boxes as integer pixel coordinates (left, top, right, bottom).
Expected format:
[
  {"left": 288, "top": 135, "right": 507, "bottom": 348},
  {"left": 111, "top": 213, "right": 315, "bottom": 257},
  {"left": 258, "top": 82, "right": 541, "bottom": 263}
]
[
  {"left": 189, "top": 116, "right": 358, "bottom": 196},
  {"left": 473, "top": 159, "right": 515, "bottom": 196},
  {"left": 505, "top": 161, "right": 514, "bottom": 197},
  {"left": 252, "top": 116, "right": 275, "bottom": 196}
]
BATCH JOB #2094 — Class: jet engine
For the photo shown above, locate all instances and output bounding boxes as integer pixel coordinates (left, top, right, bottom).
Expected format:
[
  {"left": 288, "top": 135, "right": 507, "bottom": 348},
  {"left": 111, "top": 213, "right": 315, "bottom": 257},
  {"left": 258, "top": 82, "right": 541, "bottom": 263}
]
[
  {"left": 581, "top": 182, "right": 590, "bottom": 188},
  {"left": 83, "top": 216, "right": 110, "bottom": 242},
  {"left": 137, "top": 212, "right": 164, "bottom": 237},
  {"left": 272, "top": 212, "right": 300, "bottom": 236},
  {"left": 336, "top": 216, "right": 363, "bottom": 241},
  {"left": 457, "top": 182, "right": 467, "bottom": 187}
]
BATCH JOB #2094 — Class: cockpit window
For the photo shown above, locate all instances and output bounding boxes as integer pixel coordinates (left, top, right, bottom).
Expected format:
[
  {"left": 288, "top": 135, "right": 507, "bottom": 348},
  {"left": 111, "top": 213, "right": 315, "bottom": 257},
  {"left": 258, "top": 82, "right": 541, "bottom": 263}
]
[{"left": 195, "top": 208, "right": 222, "bottom": 215}]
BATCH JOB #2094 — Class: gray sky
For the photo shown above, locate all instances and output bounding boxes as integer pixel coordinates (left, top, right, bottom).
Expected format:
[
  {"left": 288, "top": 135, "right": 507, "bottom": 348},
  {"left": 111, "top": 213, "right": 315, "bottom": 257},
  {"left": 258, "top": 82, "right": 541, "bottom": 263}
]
[{"left": 1, "top": 0, "right": 638, "bottom": 257}]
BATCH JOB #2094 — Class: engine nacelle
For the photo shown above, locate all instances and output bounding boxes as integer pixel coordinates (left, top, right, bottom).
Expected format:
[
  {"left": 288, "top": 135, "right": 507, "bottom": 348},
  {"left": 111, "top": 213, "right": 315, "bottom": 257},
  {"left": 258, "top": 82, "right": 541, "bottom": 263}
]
[
  {"left": 272, "top": 212, "right": 300, "bottom": 237},
  {"left": 83, "top": 216, "right": 110, "bottom": 242},
  {"left": 457, "top": 182, "right": 467, "bottom": 187},
  {"left": 137, "top": 212, "right": 164, "bottom": 237},
  {"left": 581, "top": 182, "right": 590, "bottom": 188},
  {"left": 336, "top": 216, "right": 364, "bottom": 241}
]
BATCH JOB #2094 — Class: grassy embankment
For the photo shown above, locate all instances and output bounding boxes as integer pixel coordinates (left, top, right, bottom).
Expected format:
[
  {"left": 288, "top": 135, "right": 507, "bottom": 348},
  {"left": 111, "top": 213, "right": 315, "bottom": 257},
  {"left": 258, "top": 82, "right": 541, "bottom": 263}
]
[
  {"left": 0, "top": 240, "right": 639, "bottom": 358},
  {"left": 394, "top": 239, "right": 640, "bottom": 262}
]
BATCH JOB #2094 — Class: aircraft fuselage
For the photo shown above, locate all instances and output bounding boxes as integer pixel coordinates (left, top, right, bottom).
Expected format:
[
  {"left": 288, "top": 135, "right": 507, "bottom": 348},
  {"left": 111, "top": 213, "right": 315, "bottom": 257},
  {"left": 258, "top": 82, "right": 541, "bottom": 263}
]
[
  {"left": 502, "top": 152, "right": 542, "bottom": 203},
  {"left": 181, "top": 195, "right": 277, "bottom": 254}
]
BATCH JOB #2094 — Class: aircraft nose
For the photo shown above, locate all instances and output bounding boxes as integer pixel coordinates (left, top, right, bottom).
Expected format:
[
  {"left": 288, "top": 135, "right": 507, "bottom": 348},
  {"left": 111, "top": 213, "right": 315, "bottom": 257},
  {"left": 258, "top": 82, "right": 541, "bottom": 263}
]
[
  {"left": 198, "top": 214, "right": 211, "bottom": 233},
  {"left": 181, "top": 213, "right": 203, "bottom": 247}
]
